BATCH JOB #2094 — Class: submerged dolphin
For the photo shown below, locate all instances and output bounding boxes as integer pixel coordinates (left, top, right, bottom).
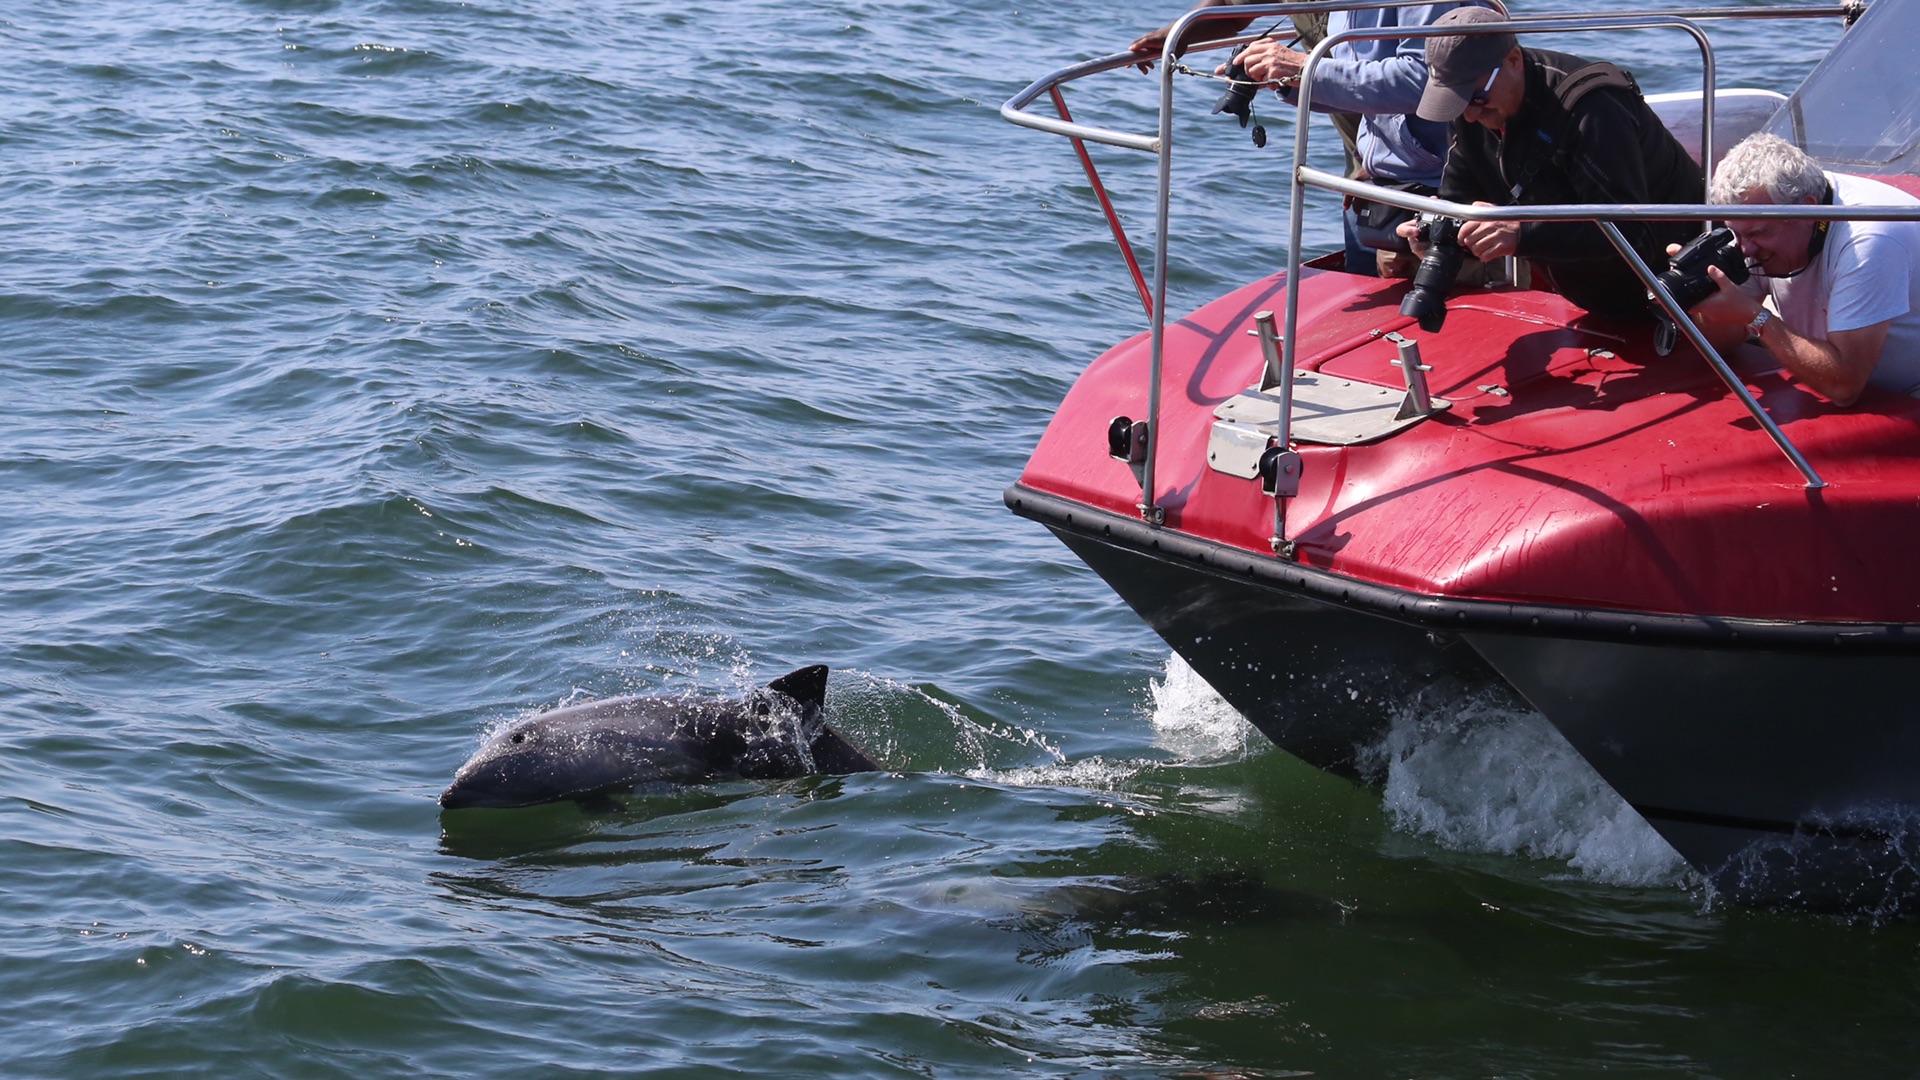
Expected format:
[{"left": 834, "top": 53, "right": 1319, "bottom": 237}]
[{"left": 439, "top": 665, "right": 879, "bottom": 810}]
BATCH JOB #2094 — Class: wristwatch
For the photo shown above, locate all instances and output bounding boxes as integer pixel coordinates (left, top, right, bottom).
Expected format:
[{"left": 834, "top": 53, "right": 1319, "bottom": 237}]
[{"left": 1746, "top": 307, "right": 1773, "bottom": 340}]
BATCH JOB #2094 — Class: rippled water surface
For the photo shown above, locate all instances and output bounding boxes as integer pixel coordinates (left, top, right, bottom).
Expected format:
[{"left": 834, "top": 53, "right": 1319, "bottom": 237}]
[{"left": 5, "top": 1, "right": 1918, "bottom": 1076}]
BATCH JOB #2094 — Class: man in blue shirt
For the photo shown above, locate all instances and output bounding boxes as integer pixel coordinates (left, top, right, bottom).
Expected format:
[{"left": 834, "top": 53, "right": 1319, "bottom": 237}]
[{"left": 1130, "top": 0, "right": 1491, "bottom": 277}]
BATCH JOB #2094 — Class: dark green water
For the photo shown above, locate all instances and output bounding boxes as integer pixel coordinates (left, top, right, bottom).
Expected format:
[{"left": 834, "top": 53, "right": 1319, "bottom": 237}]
[{"left": 4, "top": 0, "right": 1915, "bottom": 1075}]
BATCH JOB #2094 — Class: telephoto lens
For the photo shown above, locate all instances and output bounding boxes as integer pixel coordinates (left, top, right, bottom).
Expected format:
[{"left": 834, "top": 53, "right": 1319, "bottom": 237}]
[{"left": 1399, "top": 215, "right": 1466, "bottom": 333}]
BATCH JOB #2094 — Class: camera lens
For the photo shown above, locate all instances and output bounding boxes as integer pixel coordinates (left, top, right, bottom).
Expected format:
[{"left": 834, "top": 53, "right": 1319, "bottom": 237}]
[{"left": 1399, "top": 217, "right": 1465, "bottom": 333}]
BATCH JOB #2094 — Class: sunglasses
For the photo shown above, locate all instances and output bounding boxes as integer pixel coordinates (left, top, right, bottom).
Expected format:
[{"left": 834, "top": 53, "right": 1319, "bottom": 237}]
[{"left": 1467, "top": 66, "right": 1501, "bottom": 109}]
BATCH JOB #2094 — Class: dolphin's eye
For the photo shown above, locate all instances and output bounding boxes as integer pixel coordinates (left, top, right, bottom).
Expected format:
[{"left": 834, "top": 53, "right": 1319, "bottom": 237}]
[{"left": 511, "top": 732, "right": 527, "bottom": 744}]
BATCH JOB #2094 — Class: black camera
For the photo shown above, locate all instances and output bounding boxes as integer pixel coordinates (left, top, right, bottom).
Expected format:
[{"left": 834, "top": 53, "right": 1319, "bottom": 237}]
[
  {"left": 1213, "top": 45, "right": 1258, "bottom": 124},
  {"left": 1656, "top": 226, "right": 1750, "bottom": 310},
  {"left": 1398, "top": 214, "right": 1466, "bottom": 333},
  {"left": 1212, "top": 45, "right": 1267, "bottom": 147},
  {"left": 1650, "top": 226, "right": 1751, "bottom": 354}
]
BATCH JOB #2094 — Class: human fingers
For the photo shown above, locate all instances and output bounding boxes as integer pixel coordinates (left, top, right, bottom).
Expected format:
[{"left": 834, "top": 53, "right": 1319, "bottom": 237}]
[{"left": 1456, "top": 220, "right": 1495, "bottom": 259}]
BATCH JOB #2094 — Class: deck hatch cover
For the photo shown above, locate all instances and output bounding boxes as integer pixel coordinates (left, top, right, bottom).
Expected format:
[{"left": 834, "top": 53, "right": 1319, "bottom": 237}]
[{"left": 1213, "top": 371, "right": 1450, "bottom": 448}]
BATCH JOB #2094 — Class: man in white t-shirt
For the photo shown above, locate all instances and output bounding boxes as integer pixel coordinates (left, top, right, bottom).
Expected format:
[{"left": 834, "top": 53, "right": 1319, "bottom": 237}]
[{"left": 1682, "top": 133, "right": 1920, "bottom": 405}]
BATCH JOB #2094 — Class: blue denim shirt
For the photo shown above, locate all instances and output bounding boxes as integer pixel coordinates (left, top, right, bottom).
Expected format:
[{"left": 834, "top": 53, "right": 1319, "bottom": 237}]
[{"left": 1281, "top": 2, "right": 1487, "bottom": 187}]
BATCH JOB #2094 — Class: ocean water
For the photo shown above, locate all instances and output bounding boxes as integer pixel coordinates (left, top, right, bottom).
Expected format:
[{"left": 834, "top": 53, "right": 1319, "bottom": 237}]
[{"left": 5, "top": 0, "right": 1918, "bottom": 1076}]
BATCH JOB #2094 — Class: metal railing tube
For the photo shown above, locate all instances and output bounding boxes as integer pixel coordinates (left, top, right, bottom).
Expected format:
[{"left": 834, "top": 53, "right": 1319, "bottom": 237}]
[
  {"left": 999, "top": 7, "right": 1847, "bottom": 152},
  {"left": 1598, "top": 221, "right": 1827, "bottom": 488},
  {"left": 1139, "top": 15, "right": 1185, "bottom": 522},
  {"left": 1001, "top": 52, "right": 1167, "bottom": 153},
  {"left": 1292, "top": 168, "right": 1920, "bottom": 223},
  {"left": 1281, "top": 35, "right": 1339, "bottom": 389},
  {"left": 1139, "top": 2, "right": 1381, "bottom": 522},
  {"left": 1285, "top": 14, "right": 1718, "bottom": 373}
]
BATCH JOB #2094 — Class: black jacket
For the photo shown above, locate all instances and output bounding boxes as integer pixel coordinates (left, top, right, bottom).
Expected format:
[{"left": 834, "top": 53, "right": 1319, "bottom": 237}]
[{"left": 1440, "top": 47, "right": 1704, "bottom": 317}]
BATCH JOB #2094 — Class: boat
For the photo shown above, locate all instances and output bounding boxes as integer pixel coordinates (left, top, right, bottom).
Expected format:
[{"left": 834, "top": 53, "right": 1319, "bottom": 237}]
[{"left": 1002, "top": 0, "right": 1920, "bottom": 900}]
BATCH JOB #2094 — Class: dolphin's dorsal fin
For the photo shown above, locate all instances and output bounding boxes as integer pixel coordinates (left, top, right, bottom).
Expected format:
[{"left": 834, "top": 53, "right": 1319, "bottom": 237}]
[{"left": 766, "top": 665, "right": 829, "bottom": 711}]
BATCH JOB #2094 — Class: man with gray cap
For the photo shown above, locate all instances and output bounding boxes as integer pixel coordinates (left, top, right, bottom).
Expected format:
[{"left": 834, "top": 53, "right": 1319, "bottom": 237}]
[{"left": 1397, "top": 6, "right": 1702, "bottom": 317}]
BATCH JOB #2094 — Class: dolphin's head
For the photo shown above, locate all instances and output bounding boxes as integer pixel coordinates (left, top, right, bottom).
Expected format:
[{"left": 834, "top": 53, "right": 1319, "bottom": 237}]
[
  {"left": 438, "top": 709, "right": 705, "bottom": 810},
  {"left": 437, "top": 718, "right": 589, "bottom": 810}
]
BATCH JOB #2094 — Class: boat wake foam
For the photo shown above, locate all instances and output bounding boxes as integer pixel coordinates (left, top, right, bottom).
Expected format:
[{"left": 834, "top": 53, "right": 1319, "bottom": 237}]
[
  {"left": 1361, "top": 690, "right": 1692, "bottom": 888},
  {"left": 1144, "top": 652, "right": 1263, "bottom": 763},
  {"left": 1153, "top": 652, "right": 1692, "bottom": 888}
]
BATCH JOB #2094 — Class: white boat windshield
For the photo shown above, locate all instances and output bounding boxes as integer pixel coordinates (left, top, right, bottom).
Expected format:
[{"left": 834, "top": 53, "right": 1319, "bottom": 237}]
[{"left": 1765, "top": 0, "right": 1920, "bottom": 175}]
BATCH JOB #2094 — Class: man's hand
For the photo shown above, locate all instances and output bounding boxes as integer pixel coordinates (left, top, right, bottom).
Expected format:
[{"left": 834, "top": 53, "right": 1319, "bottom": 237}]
[
  {"left": 1685, "top": 265, "right": 1761, "bottom": 329},
  {"left": 1457, "top": 203, "right": 1518, "bottom": 261},
  {"left": 1218, "top": 36, "right": 1305, "bottom": 85},
  {"left": 1665, "top": 254, "right": 1756, "bottom": 360},
  {"left": 1663, "top": 241, "right": 1763, "bottom": 329},
  {"left": 1398, "top": 203, "right": 1513, "bottom": 262},
  {"left": 1395, "top": 218, "right": 1429, "bottom": 259}
]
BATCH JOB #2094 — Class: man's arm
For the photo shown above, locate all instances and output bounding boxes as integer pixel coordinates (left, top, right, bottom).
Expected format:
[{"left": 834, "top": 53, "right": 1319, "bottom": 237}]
[
  {"left": 1129, "top": 0, "right": 1257, "bottom": 65},
  {"left": 1758, "top": 319, "right": 1889, "bottom": 406},
  {"left": 1294, "top": 3, "right": 1480, "bottom": 114},
  {"left": 1243, "top": 2, "right": 1480, "bottom": 113},
  {"left": 1690, "top": 267, "right": 1885, "bottom": 406}
]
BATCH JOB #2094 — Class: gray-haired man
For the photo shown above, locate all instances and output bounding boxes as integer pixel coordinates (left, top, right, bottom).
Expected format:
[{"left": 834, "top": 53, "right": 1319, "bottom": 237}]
[{"left": 1681, "top": 133, "right": 1920, "bottom": 406}]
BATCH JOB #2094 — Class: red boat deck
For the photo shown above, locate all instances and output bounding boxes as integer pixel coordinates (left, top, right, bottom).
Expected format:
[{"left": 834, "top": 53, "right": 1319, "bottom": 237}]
[{"left": 1020, "top": 269, "right": 1920, "bottom": 624}]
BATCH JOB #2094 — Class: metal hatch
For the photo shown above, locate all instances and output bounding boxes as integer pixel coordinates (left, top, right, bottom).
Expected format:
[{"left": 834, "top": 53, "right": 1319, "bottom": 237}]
[{"left": 1207, "top": 330, "right": 1451, "bottom": 479}]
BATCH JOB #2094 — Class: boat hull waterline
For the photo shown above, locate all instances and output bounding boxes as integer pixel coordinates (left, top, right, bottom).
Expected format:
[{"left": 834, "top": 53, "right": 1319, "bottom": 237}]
[{"left": 1013, "top": 483, "right": 1920, "bottom": 887}]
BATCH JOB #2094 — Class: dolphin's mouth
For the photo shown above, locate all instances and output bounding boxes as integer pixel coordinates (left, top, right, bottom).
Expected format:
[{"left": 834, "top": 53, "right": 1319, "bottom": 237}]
[
  {"left": 438, "top": 784, "right": 531, "bottom": 810},
  {"left": 440, "top": 778, "right": 611, "bottom": 810}
]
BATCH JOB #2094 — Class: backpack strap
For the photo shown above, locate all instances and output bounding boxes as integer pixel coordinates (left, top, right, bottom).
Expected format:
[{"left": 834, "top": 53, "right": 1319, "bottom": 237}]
[
  {"left": 1553, "top": 62, "right": 1638, "bottom": 113},
  {"left": 1508, "top": 62, "right": 1641, "bottom": 201}
]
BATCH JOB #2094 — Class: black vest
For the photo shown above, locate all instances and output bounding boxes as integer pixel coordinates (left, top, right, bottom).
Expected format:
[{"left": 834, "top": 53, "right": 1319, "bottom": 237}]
[{"left": 1446, "top": 48, "right": 1704, "bottom": 317}]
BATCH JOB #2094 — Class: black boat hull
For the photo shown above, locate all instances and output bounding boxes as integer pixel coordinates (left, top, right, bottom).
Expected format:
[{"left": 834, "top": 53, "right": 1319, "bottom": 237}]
[
  {"left": 1053, "top": 526, "right": 1512, "bottom": 778},
  {"left": 1014, "top": 484, "right": 1920, "bottom": 895}
]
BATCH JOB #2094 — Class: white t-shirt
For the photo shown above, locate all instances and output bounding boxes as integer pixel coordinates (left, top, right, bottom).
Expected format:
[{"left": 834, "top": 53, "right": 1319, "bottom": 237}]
[{"left": 1756, "top": 173, "right": 1920, "bottom": 395}]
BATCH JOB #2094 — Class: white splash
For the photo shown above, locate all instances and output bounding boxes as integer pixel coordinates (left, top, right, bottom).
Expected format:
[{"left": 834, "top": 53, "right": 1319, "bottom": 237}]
[
  {"left": 962, "top": 653, "right": 1255, "bottom": 792},
  {"left": 972, "top": 756, "right": 1148, "bottom": 792},
  {"left": 1362, "top": 689, "right": 1691, "bottom": 888},
  {"left": 1142, "top": 651, "right": 1688, "bottom": 887},
  {"left": 1144, "top": 651, "right": 1262, "bottom": 763}
]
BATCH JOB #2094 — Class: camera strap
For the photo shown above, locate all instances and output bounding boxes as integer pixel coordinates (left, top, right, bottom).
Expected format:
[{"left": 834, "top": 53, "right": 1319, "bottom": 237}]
[{"left": 1809, "top": 177, "right": 1835, "bottom": 260}]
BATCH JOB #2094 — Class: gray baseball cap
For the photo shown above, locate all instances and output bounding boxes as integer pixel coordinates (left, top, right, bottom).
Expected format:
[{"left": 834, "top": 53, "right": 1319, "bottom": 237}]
[{"left": 1416, "top": 7, "right": 1518, "bottom": 122}]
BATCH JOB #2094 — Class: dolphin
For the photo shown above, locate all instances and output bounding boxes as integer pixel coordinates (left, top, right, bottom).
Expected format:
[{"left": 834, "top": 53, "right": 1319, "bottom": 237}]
[{"left": 439, "top": 665, "right": 879, "bottom": 810}]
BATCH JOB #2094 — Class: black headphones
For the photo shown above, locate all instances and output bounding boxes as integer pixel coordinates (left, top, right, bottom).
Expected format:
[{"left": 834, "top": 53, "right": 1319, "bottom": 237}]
[
  {"left": 1771, "top": 178, "right": 1835, "bottom": 279},
  {"left": 1809, "top": 177, "right": 1834, "bottom": 260}
]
